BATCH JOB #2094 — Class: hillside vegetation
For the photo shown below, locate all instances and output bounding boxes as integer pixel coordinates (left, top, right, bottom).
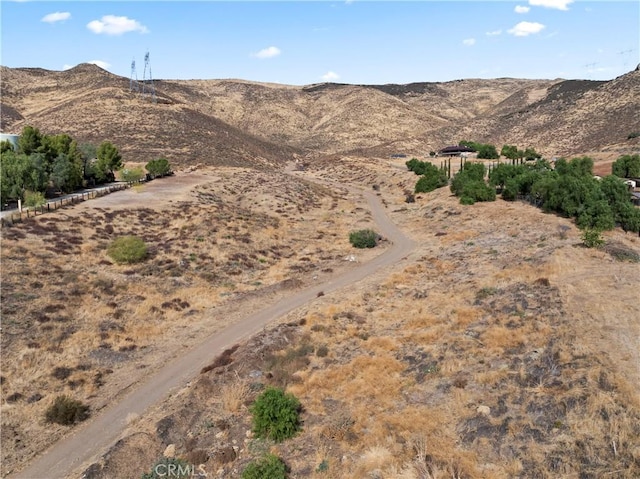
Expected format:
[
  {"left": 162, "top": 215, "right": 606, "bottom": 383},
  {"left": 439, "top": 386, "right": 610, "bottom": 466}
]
[{"left": 2, "top": 64, "right": 639, "bottom": 167}]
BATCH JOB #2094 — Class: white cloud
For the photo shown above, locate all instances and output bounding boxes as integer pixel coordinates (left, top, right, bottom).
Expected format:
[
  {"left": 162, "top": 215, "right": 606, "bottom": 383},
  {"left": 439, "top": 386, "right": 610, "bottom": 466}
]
[
  {"left": 42, "top": 12, "right": 71, "bottom": 23},
  {"left": 486, "top": 29, "right": 502, "bottom": 36},
  {"left": 252, "top": 46, "right": 281, "bottom": 59},
  {"left": 88, "top": 60, "right": 111, "bottom": 70},
  {"left": 321, "top": 71, "right": 340, "bottom": 82},
  {"left": 463, "top": 38, "right": 476, "bottom": 46},
  {"left": 528, "top": 0, "right": 573, "bottom": 11},
  {"left": 87, "top": 15, "right": 149, "bottom": 35},
  {"left": 508, "top": 21, "right": 545, "bottom": 37},
  {"left": 515, "top": 5, "right": 530, "bottom": 14}
]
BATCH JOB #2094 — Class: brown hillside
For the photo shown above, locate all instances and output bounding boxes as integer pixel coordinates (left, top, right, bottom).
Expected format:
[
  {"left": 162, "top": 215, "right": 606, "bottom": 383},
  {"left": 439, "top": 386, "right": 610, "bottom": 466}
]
[{"left": 3, "top": 64, "right": 639, "bottom": 167}]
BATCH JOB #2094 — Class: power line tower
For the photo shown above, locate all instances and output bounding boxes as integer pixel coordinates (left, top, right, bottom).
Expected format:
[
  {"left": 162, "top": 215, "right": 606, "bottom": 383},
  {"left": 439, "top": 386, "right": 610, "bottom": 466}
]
[
  {"left": 142, "top": 51, "right": 156, "bottom": 102},
  {"left": 129, "top": 58, "right": 139, "bottom": 92}
]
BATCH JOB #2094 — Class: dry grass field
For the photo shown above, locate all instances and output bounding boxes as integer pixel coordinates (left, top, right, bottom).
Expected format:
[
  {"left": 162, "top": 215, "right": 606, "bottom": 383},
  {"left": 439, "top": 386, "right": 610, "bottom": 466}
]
[
  {"left": 0, "top": 166, "right": 384, "bottom": 476},
  {"left": 20, "top": 157, "right": 638, "bottom": 479},
  {"left": 1, "top": 63, "right": 639, "bottom": 479}
]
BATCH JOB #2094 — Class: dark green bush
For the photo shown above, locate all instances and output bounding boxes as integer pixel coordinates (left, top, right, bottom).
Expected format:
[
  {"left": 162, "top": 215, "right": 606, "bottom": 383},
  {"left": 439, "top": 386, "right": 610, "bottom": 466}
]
[
  {"left": 45, "top": 395, "right": 90, "bottom": 425},
  {"left": 349, "top": 229, "right": 379, "bottom": 249},
  {"left": 581, "top": 228, "right": 605, "bottom": 248},
  {"left": 107, "top": 236, "right": 148, "bottom": 264},
  {"left": 250, "top": 387, "right": 301, "bottom": 442},
  {"left": 414, "top": 167, "right": 448, "bottom": 193},
  {"left": 242, "top": 454, "right": 287, "bottom": 479}
]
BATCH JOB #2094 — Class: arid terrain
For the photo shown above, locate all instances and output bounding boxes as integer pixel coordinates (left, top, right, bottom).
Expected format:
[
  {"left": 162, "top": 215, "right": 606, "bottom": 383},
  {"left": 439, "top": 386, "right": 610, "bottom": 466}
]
[
  {"left": 1, "top": 64, "right": 639, "bottom": 164},
  {"left": 1, "top": 65, "right": 640, "bottom": 479}
]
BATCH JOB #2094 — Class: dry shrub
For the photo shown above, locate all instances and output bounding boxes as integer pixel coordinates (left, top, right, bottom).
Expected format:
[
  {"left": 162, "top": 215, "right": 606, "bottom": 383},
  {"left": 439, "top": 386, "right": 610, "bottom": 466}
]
[{"left": 219, "top": 377, "right": 249, "bottom": 414}]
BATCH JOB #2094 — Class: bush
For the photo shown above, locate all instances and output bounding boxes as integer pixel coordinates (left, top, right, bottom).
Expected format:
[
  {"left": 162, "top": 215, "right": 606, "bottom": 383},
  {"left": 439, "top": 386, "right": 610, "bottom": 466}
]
[
  {"left": 349, "top": 229, "right": 379, "bottom": 249},
  {"left": 250, "top": 387, "right": 301, "bottom": 442},
  {"left": 242, "top": 454, "right": 287, "bottom": 479},
  {"left": 23, "top": 190, "right": 46, "bottom": 208},
  {"left": 627, "top": 132, "right": 639, "bottom": 139},
  {"left": 107, "top": 236, "right": 148, "bottom": 264},
  {"left": 414, "top": 168, "right": 448, "bottom": 193},
  {"left": 45, "top": 395, "right": 90, "bottom": 425},
  {"left": 146, "top": 157, "right": 172, "bottom": 177},
  {"left": 120, "top": 167, "right": 145, "bottom": 182},
  {"left": 581, "top": 228, "right": 605, "bottom": 248},
  {"left": 141, "top": 457, "right": 192, "bottom": 479}
]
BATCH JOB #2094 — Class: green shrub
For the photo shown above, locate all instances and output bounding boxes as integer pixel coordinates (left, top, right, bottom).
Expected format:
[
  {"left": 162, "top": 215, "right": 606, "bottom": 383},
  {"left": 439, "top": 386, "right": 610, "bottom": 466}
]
[
  {"left": 459, "top": 196, "right": 475, "bottom": 205},
  {"left": 627, "top": 132, "right": 639, "bottom": 139},
  {"left": 120, "top": 167, "right": 145, "bottom": 182},
  {"left": 242, "top": 454, "right": 287, "bottom": 479},
  {"left": 23, "top": 190, "right": 46, "bottom": 207},
  {"left": 146, "top": 157, "right": 172, "bottom": 177},
  {"left": 107, "top": 236, "right": 148, "bottom": 264},
  {"left": 250, "top": 387, "right": 301, "bottom": 442},
  {"left": 349, "top": 229, "right": 379, "bottom": 249},
  {"left": 581, "top": 228, "right": 605, "bottom": 248},
  {"left": 141, "top": 457, "right": 192, "bottom": 479},
  {"left": 414, "top": 168, "right": 448, "bottom": 193},
  {"left": 45, "top": 395, "right": 90, "bottom": 425}
]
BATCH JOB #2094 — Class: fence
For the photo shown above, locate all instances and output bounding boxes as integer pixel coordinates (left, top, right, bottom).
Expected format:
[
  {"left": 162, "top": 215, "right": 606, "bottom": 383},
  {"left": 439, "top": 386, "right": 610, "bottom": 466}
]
[{"left": 0, "top": 180, "right": 144, "bottom": 227}]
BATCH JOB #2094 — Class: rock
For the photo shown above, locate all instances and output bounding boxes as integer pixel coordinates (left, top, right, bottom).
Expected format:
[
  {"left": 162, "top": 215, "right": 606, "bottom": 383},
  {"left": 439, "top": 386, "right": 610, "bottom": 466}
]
[
  {"left": 476, "top": 405, "right": 491, "bottom": 416},
  {"left": 163, "top": 444, "right": 176, "bottom": 458}
]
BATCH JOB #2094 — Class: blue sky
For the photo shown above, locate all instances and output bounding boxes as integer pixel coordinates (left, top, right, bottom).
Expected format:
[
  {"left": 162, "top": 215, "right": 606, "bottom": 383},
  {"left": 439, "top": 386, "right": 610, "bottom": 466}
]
[{"left": 1, "top": 1, "right": 638, "bottom": 85}]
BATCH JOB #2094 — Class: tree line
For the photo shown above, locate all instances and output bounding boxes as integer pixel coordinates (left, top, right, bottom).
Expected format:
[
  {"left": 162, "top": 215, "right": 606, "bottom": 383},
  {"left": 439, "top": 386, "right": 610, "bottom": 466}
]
[
  {"left": 1, "top": 126, "right": 172, "bottom": 206},
  {"left": 407, "top": 147, "right": 640, "bottom": 235}
]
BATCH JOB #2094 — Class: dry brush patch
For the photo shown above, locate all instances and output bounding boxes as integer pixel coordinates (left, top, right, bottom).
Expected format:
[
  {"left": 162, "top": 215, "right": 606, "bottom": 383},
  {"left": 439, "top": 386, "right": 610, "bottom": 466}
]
[
  {"left": 0, "top": 167, "right": 365, "bottom": 476},
  {"left": 6, "top": 161, "right": 639, "bottom": 478}
]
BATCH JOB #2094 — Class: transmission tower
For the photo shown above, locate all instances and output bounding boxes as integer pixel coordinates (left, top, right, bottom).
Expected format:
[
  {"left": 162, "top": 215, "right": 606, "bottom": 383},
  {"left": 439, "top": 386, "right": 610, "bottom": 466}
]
[
  {"left": 142, "top": 51, "right": 156, "bottom": 102},
  {"left": 129, "top": 59, "right": 139, "bottom": 92}
]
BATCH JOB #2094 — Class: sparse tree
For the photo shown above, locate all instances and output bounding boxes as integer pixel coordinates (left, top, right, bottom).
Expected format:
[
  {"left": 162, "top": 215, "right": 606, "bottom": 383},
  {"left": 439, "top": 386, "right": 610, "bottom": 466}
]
[{"left": 95, "top": 141, "right": 122, "bottom": 183}]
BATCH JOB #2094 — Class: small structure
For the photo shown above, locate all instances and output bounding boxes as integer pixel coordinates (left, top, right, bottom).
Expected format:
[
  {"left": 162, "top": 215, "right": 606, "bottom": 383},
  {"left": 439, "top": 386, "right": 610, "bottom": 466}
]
[
  {"left": 623, "top": 179, "right": 637, "bottom": 189},
  {"left": 631, "top": 192, "right": 640, "bottom": 207},
  {"left": 438, "top": 145, "right": 476, "bottom": 156}
]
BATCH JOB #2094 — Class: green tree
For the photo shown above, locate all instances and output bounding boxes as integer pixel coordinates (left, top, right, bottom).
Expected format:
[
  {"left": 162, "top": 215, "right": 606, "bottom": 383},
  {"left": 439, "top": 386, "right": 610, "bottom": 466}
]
[
  {"left": 51, "top": 154, "right": 83, "bottom": 193},
  {"left": 523, "top": 147, "right": 542, "bottom": 162},
  {"left": 250, "top": 387, "right": 301, "bottom": 443},
  {"left": 17, "top": 125, "right": 42, "bottom": 155},
  {"left": 476, "top": 143, "right": 499, "bottom": 159},
  {"left": 612, "top": 154, "right": 640, "bottom": 178},
  {"left": 78, "top": 143, "right": 98, "bottom": 184},
  {"left": 95, "top": 141, "right": 123, "bottom": 183},
  {"left": 414, "top": 170, "right": 448, "bottom": 193},
  {"left": 145, "top": 157, "right": 172, "bottom": 177},
  {"left": 576, "top": 199, "right": 615, "bottom": 231},
  {"left": 500, "top": 145, "right": 519, "bottom": 161},
  {"left": 1, "top": 151, "right": 33, "bottom": 203},
  {"left": 1, "top": 140, "right": 14, "bottom": 154}
]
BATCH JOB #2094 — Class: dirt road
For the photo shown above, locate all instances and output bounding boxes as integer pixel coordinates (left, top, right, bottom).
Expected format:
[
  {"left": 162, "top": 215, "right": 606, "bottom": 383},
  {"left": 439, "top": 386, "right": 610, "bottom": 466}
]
[{"left": 11, "top": 189, "right": 415, "bottom": 479}]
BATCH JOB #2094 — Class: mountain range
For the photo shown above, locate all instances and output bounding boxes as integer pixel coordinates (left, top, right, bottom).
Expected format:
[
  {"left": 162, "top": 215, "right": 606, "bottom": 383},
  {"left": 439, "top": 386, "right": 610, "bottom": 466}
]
[{"left": 1, "top": 63, "right": 639, "bottom": 167}]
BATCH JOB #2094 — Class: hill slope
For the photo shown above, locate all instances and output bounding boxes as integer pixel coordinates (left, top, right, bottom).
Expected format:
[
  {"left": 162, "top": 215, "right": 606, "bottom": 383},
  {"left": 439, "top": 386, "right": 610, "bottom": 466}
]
[{"left": 1, "top": 63, "right": 639, "bottom": 166}]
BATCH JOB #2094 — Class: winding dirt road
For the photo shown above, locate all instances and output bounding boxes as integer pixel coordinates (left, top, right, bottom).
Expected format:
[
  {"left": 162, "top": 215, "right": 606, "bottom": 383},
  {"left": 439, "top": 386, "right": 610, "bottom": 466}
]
[{"left": 12, "top": 188, "right": 415, "bottom": 479}]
